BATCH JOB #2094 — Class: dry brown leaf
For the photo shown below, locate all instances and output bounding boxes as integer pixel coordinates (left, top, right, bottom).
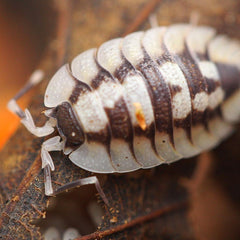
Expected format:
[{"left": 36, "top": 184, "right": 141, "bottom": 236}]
[{"left": 1, "top": 0, "right": 240, "bottom": 239}]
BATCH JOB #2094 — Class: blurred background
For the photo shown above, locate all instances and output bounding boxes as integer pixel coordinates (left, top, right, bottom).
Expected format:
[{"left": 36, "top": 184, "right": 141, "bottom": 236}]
[
  {"left": 0, "top": 0, "right": 55, "bottom": 149},
  {"left": 1, "top": 1, "right": 240, "bottom": 239}
]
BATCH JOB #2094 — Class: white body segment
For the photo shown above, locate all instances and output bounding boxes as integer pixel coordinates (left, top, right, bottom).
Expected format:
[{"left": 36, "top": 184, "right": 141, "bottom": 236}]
[
  {"left": 97, "top": 38, "right": 164, "bottom": 167},
  {"left": 186, "top": 26, "right": 221, "bottom": 150},
  {"left": 141, "top": 27, "right": 183, "bottom": 162},
  {"left": 122, "top": 31, "right": 182, "bottom": 163},
  {"left": 187, "top": 26, "right": 235, "bottom": 143},
  {"left": 69, "top": 141, "right": 116, "bottom": 173},
  {"left": 44, "top": 65, "right": 75, "bottom": 108},
  {"left": 71, "top": 48, "right": 142, "bottom": 172}
]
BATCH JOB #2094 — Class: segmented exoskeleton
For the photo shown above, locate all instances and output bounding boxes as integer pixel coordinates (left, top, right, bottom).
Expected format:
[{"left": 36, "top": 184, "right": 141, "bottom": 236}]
[{"left": 8, "top": 23, "right": 240, "bottom": 198}]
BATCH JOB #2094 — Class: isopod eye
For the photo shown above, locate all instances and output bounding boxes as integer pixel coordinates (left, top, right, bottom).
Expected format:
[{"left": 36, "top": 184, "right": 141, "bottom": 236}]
[{"left": 53, "top": 102, "right": 85, "bottom": 151}]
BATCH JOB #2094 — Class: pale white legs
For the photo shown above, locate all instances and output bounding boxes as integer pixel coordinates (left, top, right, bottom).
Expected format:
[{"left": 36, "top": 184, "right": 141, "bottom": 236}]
[
  {"left": 7, "top": 70, "right": 109, "bottom": 205},
  {"left": 53, "top": 176, "right": 109, "bottom": 205},
  {"left": 149, "top": 12, "right": 200, "bottom": 29},
  {"left": 149, "top": 14, "right": 158, "bottom": 28},
  {"left": 7, "top": 70, "right": 108, "bottom": 204},
  {"left": 189, "top": 11, "right": 200, "bottom": 27},
  {"left": 41, "top": 133, "right": 108, "bottom": 203},
  {"left": 41, "top": 136, "right": 109, "bottom": 206},
  {"left": 41, "top": 136, "right": 63, "bottom": 196},
  {"left": 7, "top": 70, "right": 58, "bottom": 195}
]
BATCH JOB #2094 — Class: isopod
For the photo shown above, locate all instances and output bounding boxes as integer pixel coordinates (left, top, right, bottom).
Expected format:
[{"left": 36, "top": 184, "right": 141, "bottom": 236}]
[{"left": 8, "top": 23, "right": 240, "bottom": 202}]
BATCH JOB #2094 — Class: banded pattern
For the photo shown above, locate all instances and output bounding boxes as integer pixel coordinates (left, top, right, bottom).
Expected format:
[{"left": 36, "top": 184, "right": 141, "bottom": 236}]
[{"left": 44, "top": 23, "right": 240, "bottom": 173}]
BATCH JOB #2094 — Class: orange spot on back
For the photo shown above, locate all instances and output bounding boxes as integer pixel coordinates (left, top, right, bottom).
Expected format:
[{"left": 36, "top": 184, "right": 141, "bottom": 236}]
[{"left": 133, "top": 102, "right": 147, "bottom": 131}]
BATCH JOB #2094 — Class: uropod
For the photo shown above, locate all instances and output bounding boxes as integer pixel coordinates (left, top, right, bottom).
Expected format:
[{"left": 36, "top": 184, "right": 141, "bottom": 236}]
[{"left": 8, "top": 23, "right": 240, "bottom": 203}]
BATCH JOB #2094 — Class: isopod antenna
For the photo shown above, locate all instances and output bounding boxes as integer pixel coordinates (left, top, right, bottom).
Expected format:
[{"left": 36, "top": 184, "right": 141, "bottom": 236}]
[{"left": 7, "top": 70, "right": 55, "bottom": 137}]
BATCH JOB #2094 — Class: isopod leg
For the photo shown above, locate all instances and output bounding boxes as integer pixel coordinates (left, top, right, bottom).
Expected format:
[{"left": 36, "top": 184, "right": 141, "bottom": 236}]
[
  {"left": 149, "top": 14, "right": 158, "bottom": 28},
  {"left": 52, "top": 176, "right": 109, "bottom": 206},
  {"left": 189, "top": 11, "right": 200, "bottom": 26},
  {"left": 41, "top": 136, "right": 63, "bottom": 196},
  {"left": 7, "top": 70, "right": 55, "bottom": 137},
  {"left": 44, "top": 165, "right": 54, "bottom": 196}
]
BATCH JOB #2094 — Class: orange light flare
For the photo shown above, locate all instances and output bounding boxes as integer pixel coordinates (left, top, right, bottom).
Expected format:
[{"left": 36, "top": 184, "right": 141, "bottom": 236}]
[{"left": 0, "top": 1, "right": 51, "bottom": 150}]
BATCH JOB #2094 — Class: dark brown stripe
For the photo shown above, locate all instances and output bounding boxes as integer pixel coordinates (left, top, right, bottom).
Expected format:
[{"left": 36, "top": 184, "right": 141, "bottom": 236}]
[
  {"left": 112, "top": 55, "right": 159, "bottom": 155},
  {"left": 186, "top": 42, "right": 234, "bottom": 130},
  {"left": 174, "top": 113, "right": 191, "bottom": 130},
  {"left": 176, "top": 44, "right": 208, "bottom": 97},
  {"left": 169, "top": 84, "right": 182, "bottom": 96},
  {"left": 113, "top": 58, "right": 135, "bottom": 83},
  {"left": 151, "top": 47, "right": 193, "bottom": 140},
  {"left": 193, "top": 52, "right": 221, "bottom": 94},
  {"left": 215, "top": 62, "right": 240, "bottom": 99},
  {"left": 85, "top": 126, "right": 112, "bottom": 166},
  {"left": 195, "top": 52, "right": 208, "bottom": 61},
  {"left": 90, "top": 59, "right": 137, "bottom": 160},
  {"left": 180, "top": 44, "right": 217, "bottom": 128},
  {"left": 105, "top": 97, "right": 132, "bottom": 140},
  {"left": 91, "top": 64, "right": 115, "bottom": 89},
  {"left": 68, "top": 75, "right": 92, "bottom": 104},
  {"left": 192, "top": 109, "right": 207, "bottom": 127},
  {"left": 136, "top": 50, "right": 174, "bottom": 144},
  {"left": 193, "top": 48, "right": 226, "bottom": 129},
  {"left": 157, "top": 43, "right": 175, "bottom": 64},
  {"left": 91, "top": 61, "right": 132, "bottom": 143},
  {"left": 160, "top": 43, "right": 206, "bottom": 139},
  {"left": 202, "top": 44, "right": 225, "bottom": 129},
  {"left": 68, "top": 68, "right": 112, "bottom": 157},
  {"left": 105, "top": 97, "right": 135, "bottom": 158},
  {"left": 208, "top": 105, "right": 222, "bottom": 119},
  {"left": 86, "top": 125, "right": 111, "bottom": 146},
  {"left": 204, "top": 78, "right": 220, "bottom": 94}
]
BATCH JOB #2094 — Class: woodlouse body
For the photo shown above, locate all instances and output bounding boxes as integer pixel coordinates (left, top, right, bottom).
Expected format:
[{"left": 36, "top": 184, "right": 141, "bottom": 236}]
[{"left": 8, "top": 23, "right": 240, "bottom": 195}]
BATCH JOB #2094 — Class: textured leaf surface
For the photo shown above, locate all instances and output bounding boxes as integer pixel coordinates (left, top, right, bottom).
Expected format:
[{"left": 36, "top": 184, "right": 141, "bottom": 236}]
[{"left": 1, "top": 0, "right": 240, "bottom": 239}]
